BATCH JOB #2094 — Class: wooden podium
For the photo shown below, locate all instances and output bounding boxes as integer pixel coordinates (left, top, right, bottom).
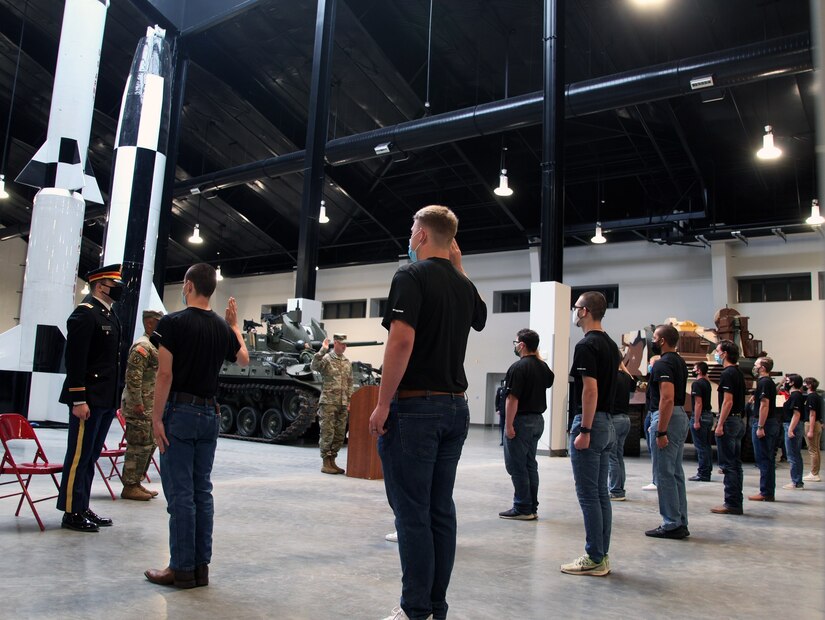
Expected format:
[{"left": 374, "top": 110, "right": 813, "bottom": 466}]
[{"left": 347, "top": 385, "right": 383, "bottom": 480}]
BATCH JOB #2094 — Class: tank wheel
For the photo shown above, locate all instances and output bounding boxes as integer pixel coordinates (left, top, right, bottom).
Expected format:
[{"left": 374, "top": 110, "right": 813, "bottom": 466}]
[
  {"left": 282, "top": 392, "right": 302, "bottom": 422},
  {"left": 219, "top": 404, "right": 236, "bottom": 434},
  {"left": 261, "top": 408, "right": 285, "bottom": 440},
  {"left": 236, "top": 406, "right": 261, "bottom": 437}
]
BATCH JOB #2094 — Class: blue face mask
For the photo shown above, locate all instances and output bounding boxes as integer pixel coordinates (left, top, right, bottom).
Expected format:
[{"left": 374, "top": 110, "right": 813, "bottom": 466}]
[
  {"left": 714, "top": 352, "right": 723, "bottom": 365},
  {"left": 181, "top": 285, "right": 188, "bottom": 307},
  {"left": 408, "top": 230, "right": 423, "bottom": 263}
]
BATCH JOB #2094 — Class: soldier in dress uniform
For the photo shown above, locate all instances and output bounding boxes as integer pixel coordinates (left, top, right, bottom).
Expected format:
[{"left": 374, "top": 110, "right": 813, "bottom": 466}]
[
  {"left": 56, "top": 264, "right": 124, "bottom": 532},
  {"left": 311, "top": 333, "right": 353, "bottom": 474},
  {"left": 120, "top": 309, "right": 163, "bottom": 501}
]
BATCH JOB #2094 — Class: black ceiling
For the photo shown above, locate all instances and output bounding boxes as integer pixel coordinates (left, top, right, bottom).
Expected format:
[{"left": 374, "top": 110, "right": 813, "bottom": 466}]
[{"left": 0, "top": 0, "right": 817, "bottom": 284}]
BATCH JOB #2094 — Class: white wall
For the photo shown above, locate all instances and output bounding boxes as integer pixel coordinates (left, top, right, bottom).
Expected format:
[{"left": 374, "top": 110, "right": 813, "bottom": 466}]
[{"left": 0, "top": 238, "right": 27, "bottom": 332}]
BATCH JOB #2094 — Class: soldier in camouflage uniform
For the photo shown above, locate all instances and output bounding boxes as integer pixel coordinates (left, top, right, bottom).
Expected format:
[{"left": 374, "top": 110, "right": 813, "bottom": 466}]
[
  {"left": 120, "top": 309, "right": 163, "bottom": 500},
  {"left": 311, "top": 333, "right": 354, "bottom": 474}
]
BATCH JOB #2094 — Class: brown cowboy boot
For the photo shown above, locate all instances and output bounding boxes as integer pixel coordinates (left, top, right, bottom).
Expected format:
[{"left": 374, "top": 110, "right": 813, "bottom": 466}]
[
  {"left": 121, "top": 484, "right": 152, "bottom": 501},
  {"left": 321, "top": 455, "right": 338, "bottom": 474}
]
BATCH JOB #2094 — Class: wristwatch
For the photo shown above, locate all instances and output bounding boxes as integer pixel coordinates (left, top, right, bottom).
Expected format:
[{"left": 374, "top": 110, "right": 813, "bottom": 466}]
[
  {"left": 579, "top": 427, "right": 591, "bottom": 434},
  {"left": 757, "top": 425, "right": 764, "bottom": 430},
  {"left": 656, "top": 431, "right": 668, "bottom": 438}
]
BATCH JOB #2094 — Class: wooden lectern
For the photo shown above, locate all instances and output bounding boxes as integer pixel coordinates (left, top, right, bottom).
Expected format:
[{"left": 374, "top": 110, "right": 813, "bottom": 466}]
[{"left": 347, "top": 385, "right": 383, "bottom": 480}]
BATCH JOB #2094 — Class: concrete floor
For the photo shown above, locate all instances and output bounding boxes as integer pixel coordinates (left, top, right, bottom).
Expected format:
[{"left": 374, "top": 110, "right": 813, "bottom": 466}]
[{"left": 2, "top": 425, "right": 823, "bottom": 620}]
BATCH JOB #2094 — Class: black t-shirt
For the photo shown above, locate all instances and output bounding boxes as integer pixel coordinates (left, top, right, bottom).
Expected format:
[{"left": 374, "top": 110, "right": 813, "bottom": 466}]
[
  {"left": 382, "top": 257, "right": 487, "bottom": 391},
  {"left": 611, "top": 371, "right": 635, "bottom": 415},
  {"left": 570, "top": 330, "right": 620, "bottom": 415},
  {"left": 691, "top": 377, "right": 712, "bottom": 413},
  {"left": 718, "top": 365, "right": 746, "bottom": 414},
  {"left": 504, "top": 355, "right": 555, "bottom": 414},
  {"left": 783, "top": 391, "right": 806, "bottom": 424},
  {"left": 754, "top": 376, "right": 779, "bottom": 420},
  {"left": 806, "top": 392, "right": 823, "bottom": 423},
  {"left": 648, "top": 352, "right": 688, "bottom": 411},
  {"left": 154, "top": 307, "right": 241, "bottom": 398}
]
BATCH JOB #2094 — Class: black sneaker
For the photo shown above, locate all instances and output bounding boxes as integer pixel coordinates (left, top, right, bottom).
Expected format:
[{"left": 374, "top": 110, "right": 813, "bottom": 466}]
[
  {"left": 498, "top": 508, "right": 537, "bottom": 520},
  {"left": 645, "top": 525, "right": 689, "bottom": 539},
  {"left": 83, "top": 508, "right": 113, "bottom": 527},
  {"left": 61, "top": 512, "right": 99, "bottom": 532},
  {"left": 688, "top": 475, "right": 711, "bottom": 482}
]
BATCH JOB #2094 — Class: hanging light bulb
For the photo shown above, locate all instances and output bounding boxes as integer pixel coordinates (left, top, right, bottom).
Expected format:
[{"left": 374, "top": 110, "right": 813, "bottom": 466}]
[
  {"left": 216, "top": 265, "right": 224, "bottom": 281},
  {"left": 319, "top": 200, "right": 330, "bottom": 224},
  {"left": 591, "top": 222, "right": 607, "bottom": 244},
  {"left": 806, "top": 198, "right": 824, "bottom": 226},
  {"left": 188, "top": 223, "right": 203, "bottom": 244},
  {"left": 0, "top": 175, "right": 8, "bottom": 199},
  {"left": 494, "top": 169, "right": 514, "bottom": 197},
  {"left": 81, "top": 281, "right": 90, "bottom": 295},
  {"left": 756, "top": 125, "right": 782, "bottom": 160}
]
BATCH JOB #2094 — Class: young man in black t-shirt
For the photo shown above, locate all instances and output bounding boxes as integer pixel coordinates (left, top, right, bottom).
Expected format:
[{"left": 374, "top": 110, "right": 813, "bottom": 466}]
[
  {"left": 749, "top": 357, "right": 781, "bottom": 501},
  {"left": 782, "top": 374, "right": 807, "bottom": 490},
  {"left": 561, "top": 292, "right": 620, "bottom": 577},
  {"left": 803, "top": 377, "right": 822, "bottom": 482},
  {"left": 370, "top": 206, "right": 486, "bottom": 620},
  {"left": 145, "top": 264, "right": 248, "bottom": 589},
  {"left": 499, "top": 328, "right": 554, "bottom": 520},
  {"left": 711, "top": 340, "right": 746, "bottom": 515},
  {"left": 689, "top": 361, "right": 714, "bottom": 482},
  {"left": 608, "top": 364, "right": 636, "bottom": 500}
]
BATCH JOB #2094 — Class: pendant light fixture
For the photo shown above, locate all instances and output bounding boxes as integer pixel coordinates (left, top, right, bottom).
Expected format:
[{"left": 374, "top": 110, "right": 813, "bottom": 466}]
[
  {"left": 591, "top": 223, "right": 607, "bottom": 244},
  {"left": 188, "top": 223, "right": 203, "bottom": 244},
  {"left": 0, "top": 176, "right": 8, "bottom": 200},
  {"left": 493, "top": 32, "right": 514, "bottom": 198},
  {"left": 215, "top": 265, "right": 224, "bottom": 281},
  {"left": 756, "top": 125, "right": 782, "bottom": 160},
  {"left": 591, "top": 179, "right": 607, "bottom": 244},
  {"left": 494, "top": 161, "right": 513, "bottom": 197},
  {"left": 806, "top": 199, "right": 824, "bottom": 226},
  {"left": 319, "top": 199, "right": 330, "bottom": 224}
]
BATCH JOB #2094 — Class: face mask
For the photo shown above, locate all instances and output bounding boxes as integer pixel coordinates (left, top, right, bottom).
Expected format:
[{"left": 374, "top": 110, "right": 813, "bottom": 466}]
[
  {"left": 714, "top": 352, "right": 723, "bottom": 365},
  {"left": 753, "top": 366, "right": 761, "bottom": 377},
  {"left": 647, "top": 364, "right": 653, "bottom": 374},
  {"left": 650, "top": 341, "right": 662, "bottom": 356},
  {"left": 181, "top": 285, "right": 188, "bottom": 307},
  {"left": 407, "top": 230, "right": 423, "bottom": 263},
  {"left": 107, "top": 285, "right": 123, "bottom": 302},
  {"left": 571, "top": 307, "right": 582, "bottom": 327},
  {"left": 513, "top": 344, "right": 521, "bottom": 358}
]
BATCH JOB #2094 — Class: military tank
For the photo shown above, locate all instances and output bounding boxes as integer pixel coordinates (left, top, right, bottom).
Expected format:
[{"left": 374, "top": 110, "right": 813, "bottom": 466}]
[{"left": 217, "top": 310, "right": 380, "bottom": 443}]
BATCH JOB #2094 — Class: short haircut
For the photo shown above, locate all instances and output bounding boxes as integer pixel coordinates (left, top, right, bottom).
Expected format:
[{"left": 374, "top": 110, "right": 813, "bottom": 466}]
[
  {"left": 717, "top": 339, "right": 739, "bottom": 363},
  {"left": 655, "top": 324, "right": 680, "bottom": 347},
  {"left": 579, "top": 291, "right": 607, "bottom": 321},
  {"left": 787, "top": 373, "right": 803, "bottom": 389},
  {"left": 414, "top": 205, "right": 458, "bottom": 246},
  {"left": 695, "top": 361, "right": 708, "bottom": 375},
  {"left": 184, "top": 263, "right": 217, "bottom": 298},
  {"left": 804, "top": 377, "right": 820, "bottom": 391},
  {"left": 757, "top": 356, "right": 774, "bottom": 372},
  {"left": 516, "top": 328, "right": 539, "bottom": 352}
]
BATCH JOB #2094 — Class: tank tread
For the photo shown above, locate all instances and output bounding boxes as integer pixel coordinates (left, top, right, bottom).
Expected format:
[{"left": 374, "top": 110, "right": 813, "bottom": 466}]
[{"left": 217, "top": 381, "right": 318, "bottom": 443}]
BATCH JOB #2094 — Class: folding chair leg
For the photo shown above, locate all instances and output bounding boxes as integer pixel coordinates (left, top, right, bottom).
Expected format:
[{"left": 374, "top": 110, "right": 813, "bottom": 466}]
[
  {"left": 14, "top": 472, "right": 45, "bottom": 531},
  {"left": 95, "top": 461, "right": 117, "bottom": 501}
]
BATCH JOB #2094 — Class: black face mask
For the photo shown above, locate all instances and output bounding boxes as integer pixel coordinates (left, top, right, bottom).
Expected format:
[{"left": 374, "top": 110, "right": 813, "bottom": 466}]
[
  {"left": 650, "top": 341, "right": 662, "bottom": 356},
  {"left": 107, "top": 286, "right": 123, "bottom": 302}
]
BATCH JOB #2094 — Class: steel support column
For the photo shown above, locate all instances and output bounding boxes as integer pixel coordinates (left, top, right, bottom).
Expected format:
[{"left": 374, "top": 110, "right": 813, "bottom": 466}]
[
  {"left": 540, "top": 0, "right": 565, "bottom": 282},
  {"left": 295, "top": 0, "right": 337, "bottom": 299}
]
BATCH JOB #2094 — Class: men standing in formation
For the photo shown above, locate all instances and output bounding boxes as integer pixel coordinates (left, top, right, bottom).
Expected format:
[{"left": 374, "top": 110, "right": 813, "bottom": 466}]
[
  {"left": 369, "top": 205, "right": 487, "bottom": 620},
  {"left": 608, "top": 362, "right": 635, "bottom": 501},
  {"left": 146, "top": 263, "right": 249, "bottom": 589},
  {"left": 562, "top": 291, "right": 619, "bottom": 577},
  {"left": 57, "top": 264, "right": 124, "bottom": 532},
  {"left": 311, "top": 333, "right": 353, "bottom": 475},
  {"left": 711, "top": 340, "right": 746, "bottom": 515},
  {"left": 803, "top": 377, "right": 822, "bottom": 482},
  {"left": 749, "top": 357, "right": 780, "bottom": 502},
  {"left": 499, "top": 328, "right": 554, "bottom": 521},
  {"left": 645, "top": 325, "right": 689, "bottom": 539},
  {"left": 782, "top": 374, "right": 806, "bottom": 490},
  {"left": 688, "top": 361, "right": 713, "bottom": 482},
  {"left": 120, "top": 309, "right": 163, "bottom": 501}
]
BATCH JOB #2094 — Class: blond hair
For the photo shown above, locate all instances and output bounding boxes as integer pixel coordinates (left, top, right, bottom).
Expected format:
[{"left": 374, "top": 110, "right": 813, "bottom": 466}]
[{"left": 414, "top": 205, "right": 458, "bottom": 246}]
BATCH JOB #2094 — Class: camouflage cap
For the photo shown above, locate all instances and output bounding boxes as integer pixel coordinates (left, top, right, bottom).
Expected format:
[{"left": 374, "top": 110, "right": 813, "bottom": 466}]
[
  {"left": 333, "top": 333, "right": 347, "bottom": 343},
  {"left": 142, "top": 309, "right": 164, "bottom": 321}
]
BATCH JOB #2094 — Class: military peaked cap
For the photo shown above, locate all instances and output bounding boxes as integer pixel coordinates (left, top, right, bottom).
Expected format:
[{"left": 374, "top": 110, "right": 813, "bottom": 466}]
[{"left": 86, "top": 264, "right": 124, "bottom": 285}]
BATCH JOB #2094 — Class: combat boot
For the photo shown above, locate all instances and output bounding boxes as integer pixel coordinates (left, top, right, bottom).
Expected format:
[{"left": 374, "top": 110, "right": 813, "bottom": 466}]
[
  {"left": 121, "top": 484, "right": 152, "bottom": 501},
  {"left": 138, "top": 483, "right": 159, "bottom": 497},
  {"left": 321, "top": 456, "right": 338, "bottom": 474},
  {"left": 330, "top": 456, "right": 345, "bottom": 474}
]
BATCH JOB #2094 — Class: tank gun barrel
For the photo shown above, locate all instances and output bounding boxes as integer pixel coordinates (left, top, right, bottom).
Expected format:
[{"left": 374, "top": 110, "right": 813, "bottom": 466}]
[{"left": 344, "top": 341, "right": 383, "bottom": 347}]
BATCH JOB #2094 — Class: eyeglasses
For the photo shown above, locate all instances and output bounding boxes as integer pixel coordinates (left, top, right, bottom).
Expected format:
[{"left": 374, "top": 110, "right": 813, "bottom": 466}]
[
  {"left": 572, "top": 305, "right": 586, "bottom": 310},
  {"left": 512, "top": 340, "right": 521, "bottom": 346}
]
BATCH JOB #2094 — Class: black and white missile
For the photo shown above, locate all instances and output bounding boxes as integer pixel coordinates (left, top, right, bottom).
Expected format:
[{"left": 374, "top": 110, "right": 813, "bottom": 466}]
[
  {"left": 15, "top": 0, "right": 109, "bottom": 204},
  {"left": 0, "top": 0, "right": 109, "bottom": 422},
  {"left": 102, "top": 26, "right": 172, "bottom": 347}
]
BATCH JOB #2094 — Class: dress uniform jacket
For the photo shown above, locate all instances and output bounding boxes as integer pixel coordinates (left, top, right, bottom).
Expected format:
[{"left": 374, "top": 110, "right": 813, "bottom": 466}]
[{"left": 59, "top": 295, "right": 122, "bottom": 407}]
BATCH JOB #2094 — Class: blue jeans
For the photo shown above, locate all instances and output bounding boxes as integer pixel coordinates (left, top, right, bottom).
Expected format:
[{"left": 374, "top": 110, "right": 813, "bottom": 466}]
[
  {"left": 752, "top": 418, "right": 781, "bottom": 497},
  {"left": 569, "top": 413, "right": 615, "bottom": 563},
  {"left": 379, "top": 395, "right": 469, "bottom": 620},
  {"left": 650, "top": 408, "right": 689, "bottom": 529},
  {"left": 784, "top": 422, "right": 805, "bottom": 486},
  {"left": 644, "top": 410, "right": 657, "bottom": 485},
  {"left": 689, "top": 412, "right": 714, "bottom": 479},
  {"left": 608, "top": 414, "right": 630, "bottom": 497},
  {"left": 159, "top": 402, "right": 220, "bottom": 572},
  {"left": 503, "top": 414, "right": 544, "bottom": 514},
  {"left": 715, "top": 416, "right": 745, "bottom": 509}
]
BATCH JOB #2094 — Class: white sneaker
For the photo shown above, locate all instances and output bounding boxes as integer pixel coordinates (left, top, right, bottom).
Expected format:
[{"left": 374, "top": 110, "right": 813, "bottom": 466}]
[
  {"left": 782, "top": 482, "right": 803, "bottom": 490},
  {"left": 560, "top": 554, "right": 610, "bottom": 576},
  {"left": 803, "top": 473, "right": 821, "bottom": 482},
  {"left": 642, "top": 483, "right": 657, "bottom": 491},
  {"left": 382, "top": 606, "right": 432, "bottom": 620},
  {"left": 385, "top": 531, "right": 398, "bottom": 542}
]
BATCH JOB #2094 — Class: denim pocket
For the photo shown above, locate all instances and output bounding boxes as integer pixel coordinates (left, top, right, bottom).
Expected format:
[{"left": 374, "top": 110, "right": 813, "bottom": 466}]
[
  {"left": 166, "top": 406, "right": 198, "bottom": 441},
  {"left": 397, "top": 410, "right": 441, "bottom": 462}
]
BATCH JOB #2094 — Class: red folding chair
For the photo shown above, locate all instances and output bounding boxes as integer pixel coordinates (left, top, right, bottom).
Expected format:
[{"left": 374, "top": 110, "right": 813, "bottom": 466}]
[
  {"left": 115, "top": 409, "right": 160, "bottom": 482},
  {"left": 96, "top": 440, "right": 126, "bottom": 501},
  {"left": 0, "top": 413, "right": 64, "bottom": 531}
]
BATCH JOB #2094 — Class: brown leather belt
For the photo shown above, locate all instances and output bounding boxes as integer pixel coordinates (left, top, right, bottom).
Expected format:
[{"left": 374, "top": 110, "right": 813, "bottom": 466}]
[
  {"left": 396, "top": 389, "right": 465, "bottom": 399},
  {"left": 171, "top": 392, "right": 217, "bottom": 406}
]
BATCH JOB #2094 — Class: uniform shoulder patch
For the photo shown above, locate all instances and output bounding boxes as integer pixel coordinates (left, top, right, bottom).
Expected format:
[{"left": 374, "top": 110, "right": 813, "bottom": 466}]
[
  {"left": 134, "top": 345, "right": 148, "bottom": 358},
  {"left": 80, "top": 303, "right": 94, "bottom": 309}
]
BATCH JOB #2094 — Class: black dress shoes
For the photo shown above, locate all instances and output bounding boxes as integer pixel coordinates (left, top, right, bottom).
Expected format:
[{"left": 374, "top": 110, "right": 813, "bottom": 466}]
[
  {"left": 82, "top": 508, "right": 113, "bottom": 527},
  {"left": 688, "top": 475, "right": 711, "bottom": 482},
  {"left": 61, "top": 512, "right": 99, "bottom": 532},
  {"left": 645, "top": 525, "right": 689, "bottom": 540}
]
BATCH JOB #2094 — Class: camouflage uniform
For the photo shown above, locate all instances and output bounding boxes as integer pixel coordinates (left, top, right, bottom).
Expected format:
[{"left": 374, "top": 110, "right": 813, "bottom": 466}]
[
  {"left": 311, "top": 348, "right": 353, "bottom": 458},
  {"left": 121, "top": 333, "right": 158, "bottom": 485}
]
